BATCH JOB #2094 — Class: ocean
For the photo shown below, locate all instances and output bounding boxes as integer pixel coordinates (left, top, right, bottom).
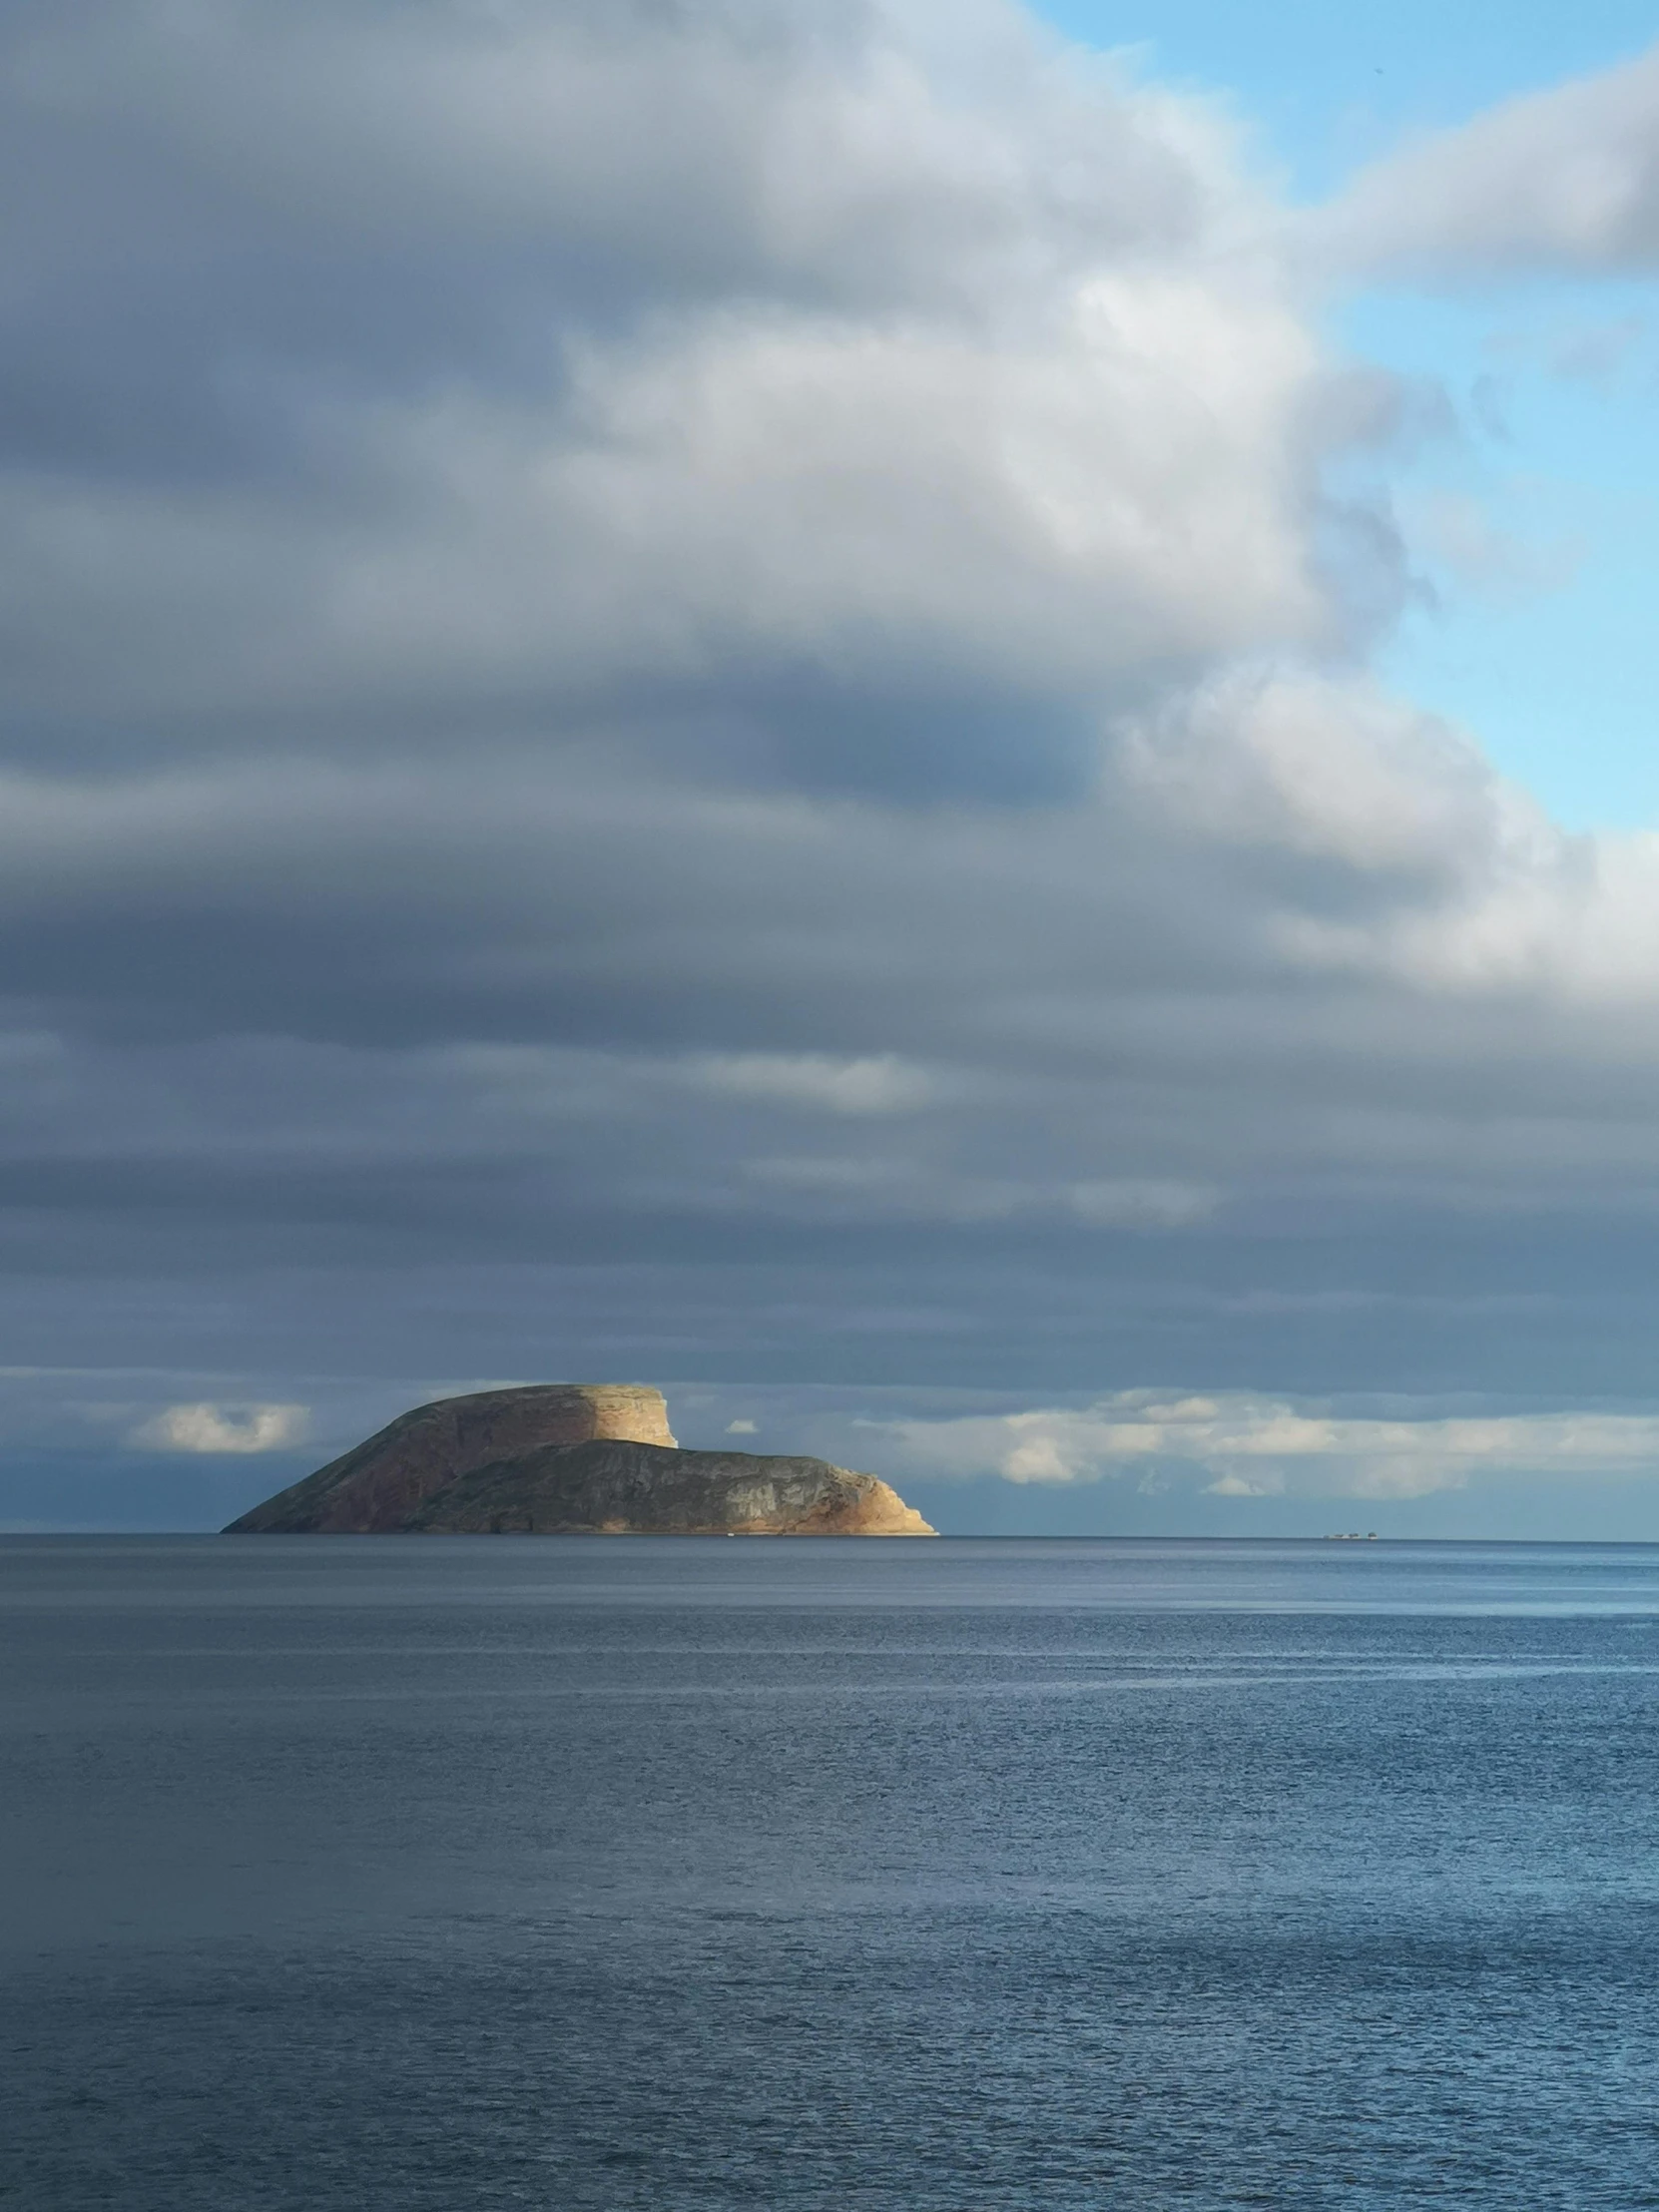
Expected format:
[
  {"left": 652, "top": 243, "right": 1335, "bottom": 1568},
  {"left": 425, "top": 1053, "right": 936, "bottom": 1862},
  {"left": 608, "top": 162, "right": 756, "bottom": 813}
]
[{"left": 6, "top": 1535, "right": 1659, "bottom": 2209}]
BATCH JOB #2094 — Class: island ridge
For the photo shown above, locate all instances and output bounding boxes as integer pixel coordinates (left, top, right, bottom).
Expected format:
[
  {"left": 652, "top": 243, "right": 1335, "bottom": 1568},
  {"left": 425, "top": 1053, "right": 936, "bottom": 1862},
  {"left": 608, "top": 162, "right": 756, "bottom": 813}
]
[{"left": 224, "top": 1383, "right": 935, "bottom": 1536}]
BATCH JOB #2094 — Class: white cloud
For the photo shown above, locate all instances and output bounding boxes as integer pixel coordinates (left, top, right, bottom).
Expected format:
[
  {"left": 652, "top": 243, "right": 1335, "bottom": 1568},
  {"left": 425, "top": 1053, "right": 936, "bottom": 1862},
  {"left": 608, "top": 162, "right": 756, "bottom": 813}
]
[
  {"left": 877, "top": 1394, "right": 1659, "bottom": 1498},
  {"left": 130, "top": 1403, "right": 309, "bottom": 1455},
  {"left": 726, "top": 1417, "right": 759, "bottom": 1434},
  {"left": 1317, "top": 46, "right": 1659, "bottom": 280},
  {"left": 0, "top": 0, "right": 1370, "bottom": 739},
  {"left": 1122, "top": 666, "right": 1530, "bottom": 878},
  {"left": 687, "top": 1053, "right": 936, "bottom": 1114},
  {"left": 1119, "top": 665, "right": 1659, "bottom": 1010}
]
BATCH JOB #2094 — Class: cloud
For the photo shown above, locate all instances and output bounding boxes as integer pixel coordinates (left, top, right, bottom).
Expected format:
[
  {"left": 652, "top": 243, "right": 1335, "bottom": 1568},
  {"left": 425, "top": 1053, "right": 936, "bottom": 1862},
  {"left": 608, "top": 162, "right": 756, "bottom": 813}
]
[
  {"left": 4, "top": 0, "right": 1659, "bottom": 1486},
  {"left": 685, "top": 1053, "right": 935, "bottom": 1114},
  {"left": 726, "top": 1418, "right": 759, "bottom": 1434},
  {"left": 1121, "top": 665, "right": 1525, "bottom": 877},
  {"left": 1317, "top": 46, "right": 1659, "bottom": 280},
  {"left": 129, "top": 1403, "right": 310, "bottom": 1455},
  {"left": 0, "top": 0, "right": 1360, "bottom": 754},
  {"left": 1203, "top": 1471, "right": 1285, "bottom": 1498},
  {"left": 877, "top": 1395, "right": 1659, "bottom": 1498},
  {"left": 1067, "top": 1179, "right": 1219, "bottom": 1227}
]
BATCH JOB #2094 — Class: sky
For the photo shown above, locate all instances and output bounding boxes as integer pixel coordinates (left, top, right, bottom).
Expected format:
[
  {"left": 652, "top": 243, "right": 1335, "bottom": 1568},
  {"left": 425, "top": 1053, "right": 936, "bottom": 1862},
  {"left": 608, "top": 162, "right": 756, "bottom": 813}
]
[{"left": 7, "top": 0, "right": 1659, "bottom": 1537}]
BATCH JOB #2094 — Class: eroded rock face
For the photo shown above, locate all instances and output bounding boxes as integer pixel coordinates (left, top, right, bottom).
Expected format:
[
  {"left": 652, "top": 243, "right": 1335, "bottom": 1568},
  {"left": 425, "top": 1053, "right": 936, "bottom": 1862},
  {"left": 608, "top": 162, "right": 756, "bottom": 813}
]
[
  {"left": 401, "top": 1440, "right": 936, "bottom": 1536},
  {"left": 223, "top": 1385, "right": 935, "bottom": 1536},
  {"left": 223, "top": 1383, "right": 677, "bottom": 1534}
]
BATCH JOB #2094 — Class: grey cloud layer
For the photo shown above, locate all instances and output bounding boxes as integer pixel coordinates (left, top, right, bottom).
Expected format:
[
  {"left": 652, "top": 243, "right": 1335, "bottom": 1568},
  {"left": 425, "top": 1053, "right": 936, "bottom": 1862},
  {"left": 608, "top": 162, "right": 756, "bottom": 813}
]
[
  {"left": 5, "top": 0, "right": 1659, "bottom": 1515},
  {"left": 2, "top": 0, "right": 1382, "bottom": 751}
]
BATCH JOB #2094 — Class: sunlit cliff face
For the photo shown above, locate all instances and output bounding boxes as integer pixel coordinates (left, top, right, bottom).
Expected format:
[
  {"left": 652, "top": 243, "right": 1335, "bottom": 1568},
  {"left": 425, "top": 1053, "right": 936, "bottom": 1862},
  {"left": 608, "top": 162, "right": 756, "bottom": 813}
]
[{"left": 226, "top": 1382, "right": 934, "bottom": 1535}]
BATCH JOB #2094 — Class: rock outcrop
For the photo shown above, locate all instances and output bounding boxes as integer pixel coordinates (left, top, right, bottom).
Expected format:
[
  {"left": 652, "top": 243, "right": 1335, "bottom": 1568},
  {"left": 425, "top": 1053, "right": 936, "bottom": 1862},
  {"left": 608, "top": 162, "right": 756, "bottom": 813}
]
[
  {"left": 223, "top": 1383, "right": 935, "bottom": 1536},
  {"left": 223, "top": 1383, "right": 678, "bottom": 1534},
  {"left": 401, "top": 1439, "right": 933, "bottom": 1535}
]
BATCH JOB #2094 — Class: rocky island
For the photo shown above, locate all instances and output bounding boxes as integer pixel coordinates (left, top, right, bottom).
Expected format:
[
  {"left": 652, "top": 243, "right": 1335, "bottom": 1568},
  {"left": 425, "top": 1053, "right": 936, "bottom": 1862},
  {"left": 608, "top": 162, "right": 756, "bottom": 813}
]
[{"left": 224, "top": 1383, "right": 935, "bottom": 1536}]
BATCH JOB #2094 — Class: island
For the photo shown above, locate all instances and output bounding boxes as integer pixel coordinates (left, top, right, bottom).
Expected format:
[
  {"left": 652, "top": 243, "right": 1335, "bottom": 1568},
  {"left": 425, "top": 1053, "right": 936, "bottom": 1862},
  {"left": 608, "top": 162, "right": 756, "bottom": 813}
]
[{"left": 223, "top": 1382, "right": 936, "bottom": 1536}]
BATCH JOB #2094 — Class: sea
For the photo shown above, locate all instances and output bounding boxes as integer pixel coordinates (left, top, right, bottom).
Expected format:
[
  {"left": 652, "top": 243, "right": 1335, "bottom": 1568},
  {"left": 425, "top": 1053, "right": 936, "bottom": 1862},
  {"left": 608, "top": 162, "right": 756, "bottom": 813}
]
[{"left": 7, "top": 1536, "right": 1659, "bottom": 2210}]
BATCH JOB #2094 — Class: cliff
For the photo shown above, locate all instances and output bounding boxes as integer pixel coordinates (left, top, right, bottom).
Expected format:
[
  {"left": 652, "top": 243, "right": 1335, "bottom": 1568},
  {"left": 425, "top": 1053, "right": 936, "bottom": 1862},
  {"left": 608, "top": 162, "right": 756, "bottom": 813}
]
[
  {"left": 223, "top": 1383, "right": 934, "bottom": 1536},
  {"left": 223, "top": 1383, "right": 678, "bottom": 1534},
  {"left": 401, "top": 1439, "right": 934, "bottom": 1535}
]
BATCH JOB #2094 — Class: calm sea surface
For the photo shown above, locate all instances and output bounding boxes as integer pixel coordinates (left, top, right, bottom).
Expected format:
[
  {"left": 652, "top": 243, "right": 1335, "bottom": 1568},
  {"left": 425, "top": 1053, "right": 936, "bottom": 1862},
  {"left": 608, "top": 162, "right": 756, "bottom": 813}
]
[{"left": 7, "top": 1536, "right": 1659, "bottom": 2209}]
